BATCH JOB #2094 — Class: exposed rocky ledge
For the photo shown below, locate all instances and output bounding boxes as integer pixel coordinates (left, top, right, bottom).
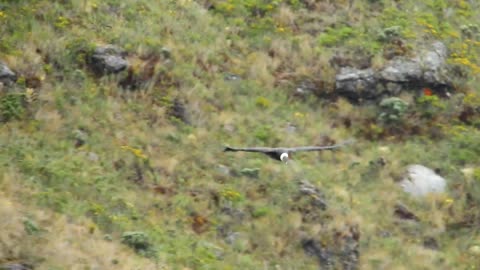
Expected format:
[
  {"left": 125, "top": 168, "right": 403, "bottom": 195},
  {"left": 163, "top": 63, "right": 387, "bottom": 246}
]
[{"left": 335, "top": 41, "right": 451, "bottom": 102}]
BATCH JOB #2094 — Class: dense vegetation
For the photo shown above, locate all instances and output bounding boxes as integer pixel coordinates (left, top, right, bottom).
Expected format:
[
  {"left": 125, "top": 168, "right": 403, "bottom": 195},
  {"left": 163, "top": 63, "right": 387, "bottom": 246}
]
[{"left": 1, "top": 0, "right": 480, "bottom": 269}]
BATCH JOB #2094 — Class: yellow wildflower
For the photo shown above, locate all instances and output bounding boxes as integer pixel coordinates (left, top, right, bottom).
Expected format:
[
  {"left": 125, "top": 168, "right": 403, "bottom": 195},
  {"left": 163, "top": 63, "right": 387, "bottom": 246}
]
[
  {"left": 24, "top": 88, "right": 35, "bottom": 103},
  {"left": 255, "top": 97, "right": 270, "bottom": 108},
  {"left": 294, "top": 112, "right": 305, "bottom": 118},
  {"left": 221, "top": 189, "right": 241, "bottom": 201},
  {"left": 225, "top": 4, "right": 234, "bottom": 11},
  {"left": 447, "top": 31, "right": 460, "bottom": 38},
  {"left": 121, "top": 145, "right": 148, "bottom": 160}
]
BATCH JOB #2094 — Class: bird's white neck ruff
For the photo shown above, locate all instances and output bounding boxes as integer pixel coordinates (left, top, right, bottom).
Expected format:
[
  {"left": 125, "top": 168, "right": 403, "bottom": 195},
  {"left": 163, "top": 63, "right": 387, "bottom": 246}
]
[{"left": 280, "top": 152, "right": 289, "bottom": 163}]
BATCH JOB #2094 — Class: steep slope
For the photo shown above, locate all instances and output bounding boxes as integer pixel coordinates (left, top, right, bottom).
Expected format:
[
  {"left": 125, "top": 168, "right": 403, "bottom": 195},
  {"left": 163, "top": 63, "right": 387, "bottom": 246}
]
[{"left": 1, "top": 0, "right": 480, "bottom": 269}]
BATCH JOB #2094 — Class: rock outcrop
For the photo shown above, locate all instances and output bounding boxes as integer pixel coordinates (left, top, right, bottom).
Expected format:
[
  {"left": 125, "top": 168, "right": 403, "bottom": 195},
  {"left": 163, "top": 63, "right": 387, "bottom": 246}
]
[
  {"left": 335, "top": 68, "right": 377, "bottom": 100},
  {"left": 0, "top": 62, "right": 16, "bottom": 86},
  {"left": 88, "top": 44, "right": 128, "bottom": 75},
  {"left": 335, "top": 41, "right": 451, "bottom": 102}
]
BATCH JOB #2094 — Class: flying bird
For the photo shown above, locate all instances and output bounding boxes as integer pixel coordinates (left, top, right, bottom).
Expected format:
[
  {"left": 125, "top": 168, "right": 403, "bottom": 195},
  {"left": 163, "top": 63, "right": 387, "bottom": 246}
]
[{"left": 224, "top": 139, "right": 354, "bottom": 163}]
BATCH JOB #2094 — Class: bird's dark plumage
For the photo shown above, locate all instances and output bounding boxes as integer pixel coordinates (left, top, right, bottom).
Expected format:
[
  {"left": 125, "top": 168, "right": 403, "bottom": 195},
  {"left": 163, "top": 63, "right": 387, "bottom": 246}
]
[{"left": 224, "top": 139, "right": 354, "bottom": 162}]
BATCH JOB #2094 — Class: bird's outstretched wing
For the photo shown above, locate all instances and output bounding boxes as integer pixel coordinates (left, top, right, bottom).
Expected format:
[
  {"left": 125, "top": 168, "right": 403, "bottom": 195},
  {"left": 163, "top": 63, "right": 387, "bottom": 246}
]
[
  {"left": 224, "top": 146, "right": 277, "bottom": 153},
  {"left": 285, "top": 139, "right": 355, "bottom": 152},
  {"left": 224, "top": 139, "right": 354, "bottom": 153}
]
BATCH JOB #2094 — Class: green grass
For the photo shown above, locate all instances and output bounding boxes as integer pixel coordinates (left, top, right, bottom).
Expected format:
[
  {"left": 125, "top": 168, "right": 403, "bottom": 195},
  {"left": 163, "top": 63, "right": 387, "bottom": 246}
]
[{"left": 1, "top": 0, "right": 480, "bottom": 269}]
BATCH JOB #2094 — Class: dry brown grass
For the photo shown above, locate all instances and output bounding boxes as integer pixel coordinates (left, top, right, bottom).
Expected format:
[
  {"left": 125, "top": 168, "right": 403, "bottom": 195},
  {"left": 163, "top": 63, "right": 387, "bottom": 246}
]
[{"left": 0, "top": 169, "right": 166, "bottom": 270}]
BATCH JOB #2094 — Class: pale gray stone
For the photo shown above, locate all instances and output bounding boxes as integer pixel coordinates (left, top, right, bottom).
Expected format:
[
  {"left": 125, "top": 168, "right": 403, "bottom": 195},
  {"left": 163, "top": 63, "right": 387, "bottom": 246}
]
[{"left": 399, "top": 164, "right": 447, "bottom": 197}]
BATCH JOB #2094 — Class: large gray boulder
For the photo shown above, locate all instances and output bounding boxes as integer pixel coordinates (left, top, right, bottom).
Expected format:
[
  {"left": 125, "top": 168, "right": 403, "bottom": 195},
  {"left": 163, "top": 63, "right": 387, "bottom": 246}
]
[
  {"left": 419, "top": 41, "right": 449, "bottom": 85},
  {"left": 378, "top": 41, "right": 448, "bottom": 88},
  {"left": 335, "top": 67, "right": 378, "bottom": 101},
  {"left": 379, "top": 59, "right": 423, "bottom": 83},
  {"left": 335, "top": 41, "right": 451, "bottom": 101},
  {"left": 89, "top": 44, "right": 128, "bottom": 75},
  {"left": 399, "top": 164, "right": 447, "bottom": 197},
  {"left": 0, "top": 62, "right": 16, "bottom": 86}
]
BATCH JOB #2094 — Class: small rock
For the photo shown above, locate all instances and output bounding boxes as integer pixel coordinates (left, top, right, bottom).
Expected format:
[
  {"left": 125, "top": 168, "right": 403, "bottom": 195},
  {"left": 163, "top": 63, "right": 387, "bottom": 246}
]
[
  {"left": 220, "top": 206, "right": 245, "bottom": 221},
  {"left": 225, "top": 231, "right": 241, "bottom": 245},
  {"left": 301, "top": 238, "right": 334, "bottom": 268},
  {"left": 216, "top": 164, "right": 231, "bottom": 176},
  {"left": 294, "top": 80, "right": 317, "bottom": 98},
  {"left": 87, "top": 152, "right": 99, "bottom": 162},
  {"left": 298, "top": 180, "right": 327, "bottom": 210},
  {"left": 294, "top": 87, "right": 309, "bottom": 98},
  {"left": 399, "top": 164, "right": 447, "bottom": 197},
  {"left": 340, "top": 235, "right": 360, "bottom": 270},
  {"left": 378, "top": 230, "right": 392, "bottom": 238},
  {"left": 423, "top": 236, "right": 440, "bottom": 250},
  {"left": 73, "top": 129, "right": 88, "bottom": 148},
  {"left": 168, "top": 98, "right": 190, "bottom": 124},
  {"left": 224, "top": 73, "right": 241, "bottom": 81},
  {"left": 160, "top": 47, "right": 172, "bottom": 59},
  {"left": 394, "top": 203, "right": 419, "bottom": 221},
  {"left": 0, "top": 62, "right": 17, "bottom": 86},
  {"left": 285, "top": 122, "right": 297, "bottom": 133},
  {"left": 89, "top": 44, "right": 128, "bottom": 75}
]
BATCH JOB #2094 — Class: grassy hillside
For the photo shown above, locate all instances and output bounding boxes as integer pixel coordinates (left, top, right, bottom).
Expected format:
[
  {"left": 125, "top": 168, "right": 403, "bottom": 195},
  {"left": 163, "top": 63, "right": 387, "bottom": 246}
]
[{"left": 1, "top": 0, "right": 480, "bottom": 269}]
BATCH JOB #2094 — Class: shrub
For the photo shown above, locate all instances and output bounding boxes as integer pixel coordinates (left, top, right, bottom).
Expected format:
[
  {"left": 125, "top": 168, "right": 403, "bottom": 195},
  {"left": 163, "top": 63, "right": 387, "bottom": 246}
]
[
  {"left": 378, "top": 97, "right": 409, "bottom": 124},
  {"left": 220, "top": 188, "right": 244, "bottom": 203},
  {"left": 121, "top": 231, "right": 154, "bottom": 256},
  {"left": 254, "top": 125, "right": 274, "bottom": 143},
  {"left": 460, "top": 23, "right": 479, "bottom": 39},
  {"left": 447, "top": 126, "right": 480, "bottom": 165},
  {"left": 255, "top": 96, "right": 271, "bottom": 108},
  {"left": 415, "top": 94, "right": 445, "bottom": 119},
  {"left": 474, "top": 168, "right": 480, "bottom": 182},
  {"left": 377, "top": 25, "right": 403, "bottom": 42},
  {"left": 251, "top": 206, "right": 270, "bottom": 218},
  {"left": 65, "top": 37, "right": 96, "bottom": 67},
  {"left": 0, "top": 92, "right": 25, "bottom": 122},
  {"left": 23, "top": 218, "right": 41, "bottom": 235},
  {"left": 318, "top": 26, "right": 355, "bottom": 47},
  {"left": 240, "top": 167, "right": 260, "bottom": 178}
]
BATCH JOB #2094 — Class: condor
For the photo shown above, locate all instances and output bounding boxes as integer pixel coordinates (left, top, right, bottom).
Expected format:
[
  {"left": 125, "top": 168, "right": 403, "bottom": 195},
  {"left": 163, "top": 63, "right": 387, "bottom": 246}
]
[{"left": 224, "top": 139, "right": 353, "bottom": 163}]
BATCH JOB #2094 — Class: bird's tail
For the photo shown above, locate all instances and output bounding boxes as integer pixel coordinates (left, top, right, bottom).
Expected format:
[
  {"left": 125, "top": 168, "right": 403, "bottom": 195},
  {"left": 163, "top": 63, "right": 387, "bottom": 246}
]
[{"left": 224, "top": 146, "right": 235, "bottom": 152}]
